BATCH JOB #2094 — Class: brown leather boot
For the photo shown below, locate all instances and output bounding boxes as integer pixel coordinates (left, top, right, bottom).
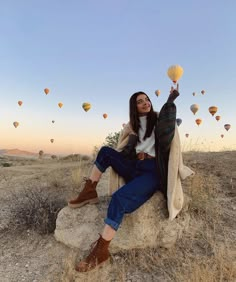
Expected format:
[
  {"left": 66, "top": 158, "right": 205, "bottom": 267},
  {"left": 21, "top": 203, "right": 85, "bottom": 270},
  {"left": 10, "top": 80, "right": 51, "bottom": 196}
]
[
  {"left": 75, "top": 235, "right": 111, "bottom": 272},
  {"left": 68, "top": 178, "right": 99, "bottom": 208}
]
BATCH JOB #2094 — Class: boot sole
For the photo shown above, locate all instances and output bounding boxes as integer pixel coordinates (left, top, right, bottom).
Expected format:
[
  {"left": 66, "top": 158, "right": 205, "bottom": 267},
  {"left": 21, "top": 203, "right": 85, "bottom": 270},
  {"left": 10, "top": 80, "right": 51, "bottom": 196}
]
[
  {"left": 68, "top": 198, "right": 99, "bottom": 209},
  {"left": 75, "top": 256, "right": 111, "bottom": 273}
]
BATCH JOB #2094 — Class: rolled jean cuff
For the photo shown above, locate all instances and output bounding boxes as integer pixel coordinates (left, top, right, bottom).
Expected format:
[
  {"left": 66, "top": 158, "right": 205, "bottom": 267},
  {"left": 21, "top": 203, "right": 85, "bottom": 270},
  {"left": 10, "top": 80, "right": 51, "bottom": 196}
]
[
  {"left": 94, "top": 161, "right": 105, "bottom": 173},
  {"left": 104, "top": 217, "right": 120, "bottom": 231}
]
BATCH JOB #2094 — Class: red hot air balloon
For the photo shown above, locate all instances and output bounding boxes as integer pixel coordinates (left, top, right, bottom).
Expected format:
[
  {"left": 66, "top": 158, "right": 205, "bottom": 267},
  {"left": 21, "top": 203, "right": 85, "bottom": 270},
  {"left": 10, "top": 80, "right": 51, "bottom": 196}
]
[{"left": 195, "top": 118, "right": 202, "bottom": 126}]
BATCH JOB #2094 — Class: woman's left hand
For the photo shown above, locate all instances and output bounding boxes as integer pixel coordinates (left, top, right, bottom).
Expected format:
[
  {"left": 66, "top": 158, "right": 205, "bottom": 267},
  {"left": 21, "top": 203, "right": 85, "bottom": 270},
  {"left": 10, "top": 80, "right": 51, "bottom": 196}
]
[{"left": 167, "top": 83, "right": 180, "bottom": 103}]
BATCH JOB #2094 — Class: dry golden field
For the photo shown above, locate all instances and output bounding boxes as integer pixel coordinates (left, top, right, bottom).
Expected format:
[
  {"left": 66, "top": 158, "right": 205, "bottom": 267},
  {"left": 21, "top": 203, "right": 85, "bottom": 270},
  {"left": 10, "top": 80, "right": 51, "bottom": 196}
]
[{"left": 0, "top": 151, "right": 235, "bottom": 282}]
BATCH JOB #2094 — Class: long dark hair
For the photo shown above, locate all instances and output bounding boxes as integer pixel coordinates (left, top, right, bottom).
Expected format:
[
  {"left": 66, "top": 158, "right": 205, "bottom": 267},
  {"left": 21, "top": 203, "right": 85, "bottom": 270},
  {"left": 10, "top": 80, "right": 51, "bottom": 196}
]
[{"left": 129, "top": 91, "right": 158, "bottom": 140}]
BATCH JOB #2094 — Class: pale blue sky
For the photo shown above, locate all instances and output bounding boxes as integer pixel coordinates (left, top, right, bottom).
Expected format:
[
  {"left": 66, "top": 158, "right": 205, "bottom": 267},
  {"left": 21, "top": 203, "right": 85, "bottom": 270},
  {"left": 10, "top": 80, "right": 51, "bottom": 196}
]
[{"left": 1, "top": 0, "right": 235, "bottom": 154}]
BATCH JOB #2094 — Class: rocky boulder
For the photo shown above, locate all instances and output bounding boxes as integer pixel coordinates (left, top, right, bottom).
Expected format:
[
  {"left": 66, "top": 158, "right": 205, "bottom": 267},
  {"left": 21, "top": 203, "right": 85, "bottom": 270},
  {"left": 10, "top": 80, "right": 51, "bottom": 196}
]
[{"left": 54, "top": 191, "right": 190, "bottom": 252}]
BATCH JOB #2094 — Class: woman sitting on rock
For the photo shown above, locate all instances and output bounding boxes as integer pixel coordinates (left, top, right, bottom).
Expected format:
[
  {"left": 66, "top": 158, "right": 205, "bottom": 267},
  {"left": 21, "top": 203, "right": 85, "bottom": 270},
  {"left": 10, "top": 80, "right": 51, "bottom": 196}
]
[{"left": 68, "top": 84, "right": 194, "bottom": 272}]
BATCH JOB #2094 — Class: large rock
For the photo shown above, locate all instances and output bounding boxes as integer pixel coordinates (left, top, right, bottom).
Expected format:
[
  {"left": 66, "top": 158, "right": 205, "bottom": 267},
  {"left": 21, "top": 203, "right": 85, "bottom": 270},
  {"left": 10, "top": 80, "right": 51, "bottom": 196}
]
[{"left": 55, "top": 191, "right": 190, "bottom": 252}]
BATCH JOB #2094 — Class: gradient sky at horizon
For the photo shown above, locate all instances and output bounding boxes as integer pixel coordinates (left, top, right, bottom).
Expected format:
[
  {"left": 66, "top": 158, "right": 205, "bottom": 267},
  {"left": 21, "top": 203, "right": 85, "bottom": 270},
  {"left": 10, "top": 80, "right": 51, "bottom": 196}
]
[{"left": 1, "top": 0, "right": 235, "bottom": 155}]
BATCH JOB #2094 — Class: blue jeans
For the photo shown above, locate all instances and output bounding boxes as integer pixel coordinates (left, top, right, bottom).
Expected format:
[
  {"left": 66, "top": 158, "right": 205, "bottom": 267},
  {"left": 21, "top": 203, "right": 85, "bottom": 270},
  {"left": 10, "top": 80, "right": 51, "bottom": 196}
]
[{"left": 94, "top": 146, "right": 160, "bottom": 231}]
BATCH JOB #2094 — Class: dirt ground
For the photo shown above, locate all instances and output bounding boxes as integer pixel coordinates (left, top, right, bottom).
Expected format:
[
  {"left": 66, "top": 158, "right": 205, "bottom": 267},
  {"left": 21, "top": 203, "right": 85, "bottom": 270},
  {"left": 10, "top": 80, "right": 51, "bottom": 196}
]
[{"left": 0, "top": 152, "right": 236, "bottom": 282}]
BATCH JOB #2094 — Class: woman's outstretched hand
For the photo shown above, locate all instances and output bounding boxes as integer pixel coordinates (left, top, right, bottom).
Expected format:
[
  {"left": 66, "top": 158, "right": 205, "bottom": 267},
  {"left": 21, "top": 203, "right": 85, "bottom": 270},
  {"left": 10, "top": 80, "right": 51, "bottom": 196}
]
[{"left": 167, "top": 83, "right": 180, "bottom": 103}]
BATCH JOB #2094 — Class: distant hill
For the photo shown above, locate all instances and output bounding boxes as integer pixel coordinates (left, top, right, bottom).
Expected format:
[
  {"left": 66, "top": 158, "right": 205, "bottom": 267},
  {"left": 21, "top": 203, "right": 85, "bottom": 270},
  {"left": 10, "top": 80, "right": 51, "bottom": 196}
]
[{"left": 0, "top": 149, "right": 38, "bottom": 157}]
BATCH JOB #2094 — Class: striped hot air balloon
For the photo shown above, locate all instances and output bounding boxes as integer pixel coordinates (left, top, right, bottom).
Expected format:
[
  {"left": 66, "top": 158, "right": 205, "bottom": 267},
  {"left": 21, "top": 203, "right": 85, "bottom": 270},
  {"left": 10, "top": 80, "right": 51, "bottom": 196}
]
[
  {"left": 208, "top": 106, "right": 218, "bottom": 116},
  {"left": 82, "top": 102, "right": 91, "bottom": 112}
]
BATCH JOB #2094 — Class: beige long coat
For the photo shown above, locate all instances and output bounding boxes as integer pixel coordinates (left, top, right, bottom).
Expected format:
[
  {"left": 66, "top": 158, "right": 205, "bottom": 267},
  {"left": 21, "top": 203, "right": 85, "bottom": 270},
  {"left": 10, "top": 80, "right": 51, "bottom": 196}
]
[{"left": 109, "top": 123, "right": 194, "bottom": 220}]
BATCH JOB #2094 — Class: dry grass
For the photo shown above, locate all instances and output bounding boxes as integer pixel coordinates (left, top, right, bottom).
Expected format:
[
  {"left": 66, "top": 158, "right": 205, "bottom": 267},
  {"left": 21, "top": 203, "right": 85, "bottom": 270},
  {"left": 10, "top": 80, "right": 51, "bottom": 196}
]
[{"left": 1, "top": 151, "right": 236, "bottom": 282}]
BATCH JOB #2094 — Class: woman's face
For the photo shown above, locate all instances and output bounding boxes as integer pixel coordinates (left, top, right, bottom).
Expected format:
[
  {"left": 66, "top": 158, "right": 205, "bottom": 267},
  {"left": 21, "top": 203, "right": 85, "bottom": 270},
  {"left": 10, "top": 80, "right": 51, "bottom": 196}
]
[{"left": 136, "top": 94, "right": 151, "bottom": 115}]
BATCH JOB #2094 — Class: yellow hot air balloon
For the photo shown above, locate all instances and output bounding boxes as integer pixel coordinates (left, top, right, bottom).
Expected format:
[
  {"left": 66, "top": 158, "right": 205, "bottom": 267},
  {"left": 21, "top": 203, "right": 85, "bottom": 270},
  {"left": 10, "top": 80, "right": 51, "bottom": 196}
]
[
  {"left": 167, "top": 65, "right": 184, "bottom": 83},
  {"left": 195, "top": 118, "right": 202, "bottom": 126},
  {"left": 13, "top": 121, "right": 19, "bottom": 128},
  {"left": 18, "top": 100, "right": 23, "bottom": 106},
  {"left": 44, "top": 88, "right": 50, "bottom": 95},
  {"left": 185, "top": 133, "right": 189, "bottom": 138},
  {"left": 190, "top": 104, "right": 199, "bottom": 115},
  {"left": 208, "top": 106, "right": 218, "bottom": 116},
  {"left": 215, "top": 115, "right": 221, "bottom": 121},
  {"left": 82, "top": 102, "right": 91, "bottom": 112},
  {"left": 201, "top": 90, "right": 205, "bottom": 95},
  {"left": 224, "top": 124, "right": 231, "bottom": 131},
  {"left": 58, "top": 102, "right": 63, "bottom": 108},
  {"left": 103, "top": 113, "right": 108, "bottom": 119},
  {"left": 221, "top": 134, "right": 224, "bottom": 138},
  {"left": 155, "top": 89, "right": 161, "bottom": 96},
  {"left": 50, "top": 139, "right": 54, "bottom": 143}
]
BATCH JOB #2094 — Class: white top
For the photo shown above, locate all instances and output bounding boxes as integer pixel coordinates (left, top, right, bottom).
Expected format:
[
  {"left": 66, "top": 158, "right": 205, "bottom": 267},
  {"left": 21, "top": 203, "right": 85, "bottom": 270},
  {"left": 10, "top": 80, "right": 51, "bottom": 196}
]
[{"left": 135, "top": 116, "right": 156, "bottom": 157}]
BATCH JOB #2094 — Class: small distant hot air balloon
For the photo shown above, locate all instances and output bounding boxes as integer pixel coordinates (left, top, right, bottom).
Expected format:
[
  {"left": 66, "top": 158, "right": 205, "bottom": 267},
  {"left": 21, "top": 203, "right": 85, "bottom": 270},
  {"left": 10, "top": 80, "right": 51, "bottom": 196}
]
[
  {"left": 190, "top": 104, "right": 199, "bottom": 115},
  {"left": 192, "top": 92, "right": 196, "bottom": 96},
  {"left": 167, "top": 65, "right": 184, "bottom": 84},
  {"left": 82, "top": 102, "right": 91, "bottom": 112},
  {"left": 185, "top": 133, "right": 189, "bottom": 138},
  {"left": 208, "top": 106, "right": 218, "bottom": 116},
  {"left": 176, "top": 118, "right": 182, "bottom": 127},
  {"left": 58, "top": 102, "right": 63, "bottom": 108},
  {"left": 201, "top": 90, "right": 205, "bottom": 95},
  {"left": 44, "top": 88, "right": 50, "bottom": 95},
  {"left": 50, "top": 139, "right": 54, "bottom": 143},
  {"left": 155, "top": 90, "right": 161, "bottom": 96},
  {"left": 103, "top": 113, "right": 108, "bottom": 119},
  {"left": 221, "top": 134, "right": 224, "bottom": 138},
  {"left": 224, "top": 124, "right": 231, "bottom": 131},
  {"left": 18, "top": 101, "right": 23, "bottom": 106},
  {"left": 195, "top": 118, "right": 202, "bottom": 126},
  {"left": 13, "top": 121, "right": 19, "bottom": 128},
  {"left": 215, "top": 115, "right": 221, "bottom": 121},
  {"left": 52, "top": 120, "right": 55, "bottom": 123}
]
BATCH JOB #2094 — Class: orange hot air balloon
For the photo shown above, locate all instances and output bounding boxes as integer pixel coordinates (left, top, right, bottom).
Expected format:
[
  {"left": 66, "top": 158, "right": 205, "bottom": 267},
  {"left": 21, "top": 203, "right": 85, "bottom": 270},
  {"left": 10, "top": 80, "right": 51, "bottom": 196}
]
[
  {"left": 167, "top": 65, "right": 184, "bottom": 83},
  {"left": 220, "top": 134, "right": 224, "bottom": 138},
  {"left": 44, "top": 88, "right": 50, "bottom": 95},
  {"left": 155, "top": 89, "right": 161, "bottom": 96},
  {"left": 215, "top": 115, "right": 221, "bottom": 121},
  {"left": 18, "top": 101, "right": 23, "bottom": 106},
  {"left": 195, "top": 118, "right": 202, "bottom": 126},
  {"left": 201, "top": 90, "right": 205, "bottom": 95},
  {"left": 208, "top": 106, "right": 218, "bottom": 116},
  {"left": 50, "top": 139, "right": 54, "bottom": 143},
  {"left": 224, "top": 124, "right": 231, "bottom": 131},
  {"left": 58, "top": 102, "right": 63, "bottom": 108},
  {"left": 13, "top": 121, "right": 19, "bottom": 128},
  {"left": 103, "top": 113, "right": 108, "bottom": 119},
  {"left": 185, "top": 133, "right": 189, "bottom": 138}
]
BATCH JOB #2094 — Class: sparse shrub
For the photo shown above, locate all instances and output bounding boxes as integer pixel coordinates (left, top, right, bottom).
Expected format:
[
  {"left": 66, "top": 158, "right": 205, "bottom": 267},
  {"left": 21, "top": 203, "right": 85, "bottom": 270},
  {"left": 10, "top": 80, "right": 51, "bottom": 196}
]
[
  {"left": 81, "top": 155, "right": 90, "bottom": 161},
  {"left": 2, "top": 162, "right": 12, "bottom": 167},
  {"left": 9, "top": 186, "right": 66, "bottom": 234},
  {"left": 38, "top": 150, "right": 44, "bottom": 159},
  {"left": 51, "top": 155, "right": 57, "bottom": 160}
]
